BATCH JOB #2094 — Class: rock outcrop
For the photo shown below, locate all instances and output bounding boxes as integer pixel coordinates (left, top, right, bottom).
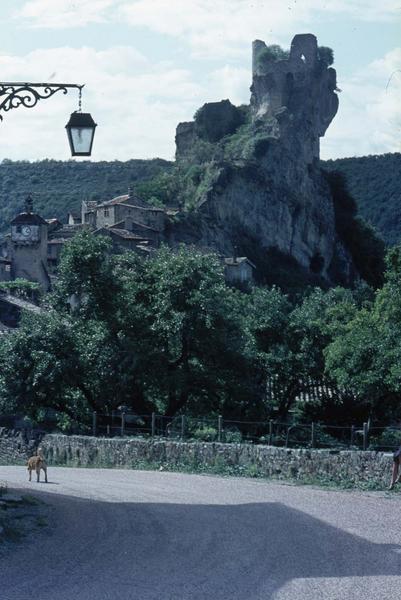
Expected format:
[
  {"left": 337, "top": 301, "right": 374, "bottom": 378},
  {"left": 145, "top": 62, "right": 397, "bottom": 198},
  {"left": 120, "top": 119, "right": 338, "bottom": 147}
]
[{"left": 169, "top": 34, "right": 356, "bottom": 285}]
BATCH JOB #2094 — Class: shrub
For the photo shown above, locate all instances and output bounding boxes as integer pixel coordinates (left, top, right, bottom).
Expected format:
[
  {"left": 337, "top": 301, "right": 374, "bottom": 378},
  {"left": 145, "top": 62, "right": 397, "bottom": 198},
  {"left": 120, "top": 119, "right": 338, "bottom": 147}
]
[
  {"left": 192, "top": 426, "right": 218, "bottom": 442},
  {"left": 256, "top": 45, "right": 289, "bottom": 68},
  {"left": 223, "top": 428, "right": 242, "bottom": 443},
  {"left": 318, "top": 46, "right": 334, "bottom": 66},
  {"left": 0, "top": 278, "right": 41, "bottom": 301},
  {"left": 369, "top": 428, "right": 401, "bottom": 451}
]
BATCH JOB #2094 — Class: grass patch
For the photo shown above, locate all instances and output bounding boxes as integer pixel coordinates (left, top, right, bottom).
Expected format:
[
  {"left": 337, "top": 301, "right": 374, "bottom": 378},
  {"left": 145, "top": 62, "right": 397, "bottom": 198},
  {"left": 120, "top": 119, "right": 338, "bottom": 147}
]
[
  {"left": 291, "top": 475, "right": 386, "bottom": 492},
  {"left": 1, "top": 523, "right": 23, "bottom": 542},
  {"left": 35, "top": 516, "right": 47, "bottom": 528},
  {"left": 0, "top": 489, "right": 47, "bottom": 545},
  {"left": 0, "top": 458, "right": 27, "bottom": 467},
  {"left": 79, "top": 457, "right": 388, "bottom": 492},
  {"left": 21, "top": 495, "right": 42, "bottom": 506}
]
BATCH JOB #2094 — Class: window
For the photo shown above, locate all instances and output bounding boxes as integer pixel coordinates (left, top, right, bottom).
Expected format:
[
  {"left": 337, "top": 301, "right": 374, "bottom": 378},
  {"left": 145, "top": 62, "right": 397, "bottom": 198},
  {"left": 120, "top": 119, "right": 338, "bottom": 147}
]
[
  {"left": 16, "top": 225, "right": 22, "bottom": 233},
  {"left": 104, "top": 209, "right": 109, "bottom": 217}
]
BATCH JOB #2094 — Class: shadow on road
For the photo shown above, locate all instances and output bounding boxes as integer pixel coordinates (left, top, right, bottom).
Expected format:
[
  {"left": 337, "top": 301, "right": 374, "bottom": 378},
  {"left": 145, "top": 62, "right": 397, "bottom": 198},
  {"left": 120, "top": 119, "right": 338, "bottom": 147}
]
[{"left": 2, "top": 489, "right": 401, "bottom": 600}]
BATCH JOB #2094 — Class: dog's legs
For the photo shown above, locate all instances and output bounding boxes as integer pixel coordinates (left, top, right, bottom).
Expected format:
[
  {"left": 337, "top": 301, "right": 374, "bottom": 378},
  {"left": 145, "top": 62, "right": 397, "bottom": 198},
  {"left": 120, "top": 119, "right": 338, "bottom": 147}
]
[
  {"left": 28, "top": 468, "right": 32, "bottom": 482},
  {"left": 43, "top": 466, "right": 48, "bottom": 483},
  {"left": 36, "top": 466, "right": 40, "bottom": 482},
  {"left": 390, "top": 461, "right": 399, "bottom": 489}
]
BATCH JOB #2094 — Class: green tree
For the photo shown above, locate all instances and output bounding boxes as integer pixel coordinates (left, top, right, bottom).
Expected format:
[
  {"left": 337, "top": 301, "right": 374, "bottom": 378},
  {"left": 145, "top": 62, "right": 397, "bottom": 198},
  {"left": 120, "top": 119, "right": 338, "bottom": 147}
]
[
  {"left": 52, "top": 230, "right": 121, "bottom": 323},
  {"left": 0, "top": 311, "right": 87, "bottom": 421},
  {"left": 325, "top": 246, "right": 401, "bottom": 423},
  {"left": 116, "top": 245, "right": 253, "bottom": 417},
  {"left": 0, "top": 235, "right": 257, "bottom": 423}
]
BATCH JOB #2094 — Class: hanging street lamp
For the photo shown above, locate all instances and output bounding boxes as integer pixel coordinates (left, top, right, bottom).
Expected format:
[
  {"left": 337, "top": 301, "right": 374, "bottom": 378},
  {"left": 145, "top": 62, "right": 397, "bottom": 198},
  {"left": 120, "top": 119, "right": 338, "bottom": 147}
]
[
  {"left": 0, "top": 81, "right": 97, "bottom": 157},
  {"left": 65, "top": 87, "right": 97, "bottom": 156}
]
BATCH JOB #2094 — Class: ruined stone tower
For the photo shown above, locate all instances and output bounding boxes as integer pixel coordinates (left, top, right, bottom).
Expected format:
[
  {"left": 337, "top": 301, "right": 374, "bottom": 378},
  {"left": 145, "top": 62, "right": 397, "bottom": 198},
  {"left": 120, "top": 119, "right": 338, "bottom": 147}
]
[{"left": 250, "top": 33, "right": 339, "bottom": 162}]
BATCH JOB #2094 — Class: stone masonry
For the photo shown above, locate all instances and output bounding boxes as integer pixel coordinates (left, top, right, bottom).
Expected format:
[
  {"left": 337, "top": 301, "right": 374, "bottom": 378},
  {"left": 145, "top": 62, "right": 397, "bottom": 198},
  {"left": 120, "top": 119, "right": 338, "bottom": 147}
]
[
  {"left": 32, "top": 434, "right": 393, "bottom": 488},
  {"left": 0, "top": 429, "right": 393, "bottom": 487}
]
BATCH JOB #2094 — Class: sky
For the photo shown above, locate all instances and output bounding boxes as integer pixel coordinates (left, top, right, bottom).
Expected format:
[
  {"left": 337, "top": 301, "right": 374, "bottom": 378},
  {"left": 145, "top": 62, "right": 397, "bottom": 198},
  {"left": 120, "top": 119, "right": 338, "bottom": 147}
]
[{"left": 0, "top": 0, "right": 399, "bottom": 162}]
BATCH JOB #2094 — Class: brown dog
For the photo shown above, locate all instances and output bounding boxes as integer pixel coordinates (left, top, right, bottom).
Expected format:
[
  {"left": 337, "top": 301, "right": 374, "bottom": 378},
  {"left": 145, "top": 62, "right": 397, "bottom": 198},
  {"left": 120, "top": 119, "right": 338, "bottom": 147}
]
[{"left": 27, "top": 448, "right": 48, "bottom": 483}]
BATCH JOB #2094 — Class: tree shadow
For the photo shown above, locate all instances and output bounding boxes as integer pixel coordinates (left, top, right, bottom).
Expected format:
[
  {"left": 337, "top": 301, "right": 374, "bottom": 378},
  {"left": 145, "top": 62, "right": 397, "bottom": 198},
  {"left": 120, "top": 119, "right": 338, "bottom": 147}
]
[{"left": 2, "top": 491, "right": 401, "bottom": 600}]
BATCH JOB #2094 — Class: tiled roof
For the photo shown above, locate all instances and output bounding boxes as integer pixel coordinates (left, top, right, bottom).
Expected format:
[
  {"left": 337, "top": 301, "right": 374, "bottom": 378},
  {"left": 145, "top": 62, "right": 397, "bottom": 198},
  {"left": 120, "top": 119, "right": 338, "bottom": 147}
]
[
  {"left": 108, "top": 228, "right": 148, "bottom": 240},
  {"left": 109, "top": 219, "right": 158, "bottom": 233},
  {"left": 11, "top": 212, "right": 47, "bottom": 226},
  {"left": 48, "top": 238, "right": 69, "bottom": 244},
  {"left": 98, "top": 194, "right": 129, "bottom": 207},
  {"left": 135, "top": 244, "right": 152, "bottom": 253},
  {"left": 111, "top": 202, "right": 165, "bottom": 213},
  {"left": 97, "top": 194, "right": 163, "bottom": 210},
  {"left": 224, "top": 257, "right": 256, "bottom": 269},
  {"left": 97, "top": 194, "right": 149, "bottom": 208}
]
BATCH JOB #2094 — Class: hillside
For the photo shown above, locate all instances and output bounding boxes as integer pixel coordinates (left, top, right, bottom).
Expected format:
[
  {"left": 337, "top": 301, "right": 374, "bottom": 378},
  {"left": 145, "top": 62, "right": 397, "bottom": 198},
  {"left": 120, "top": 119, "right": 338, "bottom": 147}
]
[
  {"left": 0, "top": 158, "right": 172, "bottom": 235},
  {"left": 323, "top": 153, "right": 401, "bottom": 246}
]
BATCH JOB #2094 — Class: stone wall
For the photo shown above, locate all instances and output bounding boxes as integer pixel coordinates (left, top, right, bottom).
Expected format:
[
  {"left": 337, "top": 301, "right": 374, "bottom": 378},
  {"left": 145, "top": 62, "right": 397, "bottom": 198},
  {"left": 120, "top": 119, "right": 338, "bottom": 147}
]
[
  {"left": 38, "top": 434, "right": 392, "bottom": 487},
  {"left": 0, "top": 428, "right": 41, "bottom": 465}
]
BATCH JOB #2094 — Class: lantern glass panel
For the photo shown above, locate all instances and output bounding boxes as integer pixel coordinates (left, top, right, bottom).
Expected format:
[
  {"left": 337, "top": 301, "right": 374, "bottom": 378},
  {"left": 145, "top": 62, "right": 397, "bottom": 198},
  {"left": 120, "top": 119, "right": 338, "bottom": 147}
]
[{"left": 70, "top": 127, "right": 94, "bottom": 155}]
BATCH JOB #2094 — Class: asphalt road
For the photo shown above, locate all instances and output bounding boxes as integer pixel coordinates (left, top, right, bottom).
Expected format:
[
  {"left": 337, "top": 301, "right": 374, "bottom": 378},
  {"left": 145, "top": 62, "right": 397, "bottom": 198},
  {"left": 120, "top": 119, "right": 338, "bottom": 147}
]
[{"left": 1, "top": 466, "right": 401, "bottom": 600}]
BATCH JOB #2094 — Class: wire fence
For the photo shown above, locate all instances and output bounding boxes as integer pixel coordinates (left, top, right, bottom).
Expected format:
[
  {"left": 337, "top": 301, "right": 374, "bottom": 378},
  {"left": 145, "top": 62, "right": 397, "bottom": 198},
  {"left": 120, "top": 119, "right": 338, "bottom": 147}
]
[
  {"left": 2, "top": 411, "right": 400, "bottom": 452},
  {"left": 84, "top": 412, "right": 401, "bottom": 452}
]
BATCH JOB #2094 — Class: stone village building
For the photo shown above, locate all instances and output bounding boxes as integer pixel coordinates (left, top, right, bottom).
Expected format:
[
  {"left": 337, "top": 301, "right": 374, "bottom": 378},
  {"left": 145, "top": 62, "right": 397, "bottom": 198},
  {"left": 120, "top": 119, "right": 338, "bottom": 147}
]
[{"left": 0, "top": 192, "right": 255, "bottom": 293}]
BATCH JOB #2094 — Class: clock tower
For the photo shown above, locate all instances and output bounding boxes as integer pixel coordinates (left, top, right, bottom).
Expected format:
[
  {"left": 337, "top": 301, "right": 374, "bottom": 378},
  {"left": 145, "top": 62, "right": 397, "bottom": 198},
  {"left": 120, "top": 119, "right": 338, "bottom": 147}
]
[{"left": 10, "top": 195, "right": 50, "bottom": 291}]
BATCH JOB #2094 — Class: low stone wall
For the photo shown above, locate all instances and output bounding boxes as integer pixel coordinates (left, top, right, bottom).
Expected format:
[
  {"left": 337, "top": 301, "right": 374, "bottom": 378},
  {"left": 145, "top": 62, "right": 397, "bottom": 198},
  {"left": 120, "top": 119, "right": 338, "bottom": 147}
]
[
  {"left": 0, "top": 428, "right": 41, "bottom": 465},
  {"left": 39, "top": 434, "right": 393, "bottom": 487}
]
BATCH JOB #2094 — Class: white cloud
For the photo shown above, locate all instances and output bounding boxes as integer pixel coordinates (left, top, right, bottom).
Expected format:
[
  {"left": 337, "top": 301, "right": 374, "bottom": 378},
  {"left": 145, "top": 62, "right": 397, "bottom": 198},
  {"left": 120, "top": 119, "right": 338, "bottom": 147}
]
[
  {"left": 16, "top": 1, "right": 401, "bottom": 59},
  {"left": 322, "top": 48, "right": 401, "bottom": 159},
  {"left": 16, "top": 0, "right": 119, "bottom": 28},
  {"left": 120, "top": 0, "right": 400, "bottom": 59},
  {"left": 206, "top": 66, "right": 250, "bottom": 106}
]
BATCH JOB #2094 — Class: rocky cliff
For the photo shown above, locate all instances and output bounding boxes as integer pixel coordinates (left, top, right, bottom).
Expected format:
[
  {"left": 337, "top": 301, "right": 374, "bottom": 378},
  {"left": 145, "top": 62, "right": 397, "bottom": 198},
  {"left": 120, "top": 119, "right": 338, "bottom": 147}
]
[{"left": 168, "top": 34, "right": 357, "bottom": 286}]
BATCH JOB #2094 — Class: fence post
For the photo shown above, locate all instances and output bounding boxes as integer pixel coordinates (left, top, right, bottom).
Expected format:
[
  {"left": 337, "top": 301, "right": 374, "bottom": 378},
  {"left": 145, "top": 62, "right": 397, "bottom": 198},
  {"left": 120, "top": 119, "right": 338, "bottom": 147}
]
[
  {"left": 350, "top": 425, "right": 355, "bottom": 448},
  {"left": 92, "top": 411, "right": 97, "bottom": 437},
  {"left": 285, "top": 426, "right": 291, "bottom": 448},
  {"left": 151, "top": 412, "right": 156, "bottom": 437},
  {"left": 218, "top": 415, "right": 223, "bottom": 442},
  {"left": 181, "top": 415, "right": 185, "bottom": 440},
  {"left": 111, "top": 410, "right": 116, "bottom": 436},
  {"left": 363, "top": 422, "right": 368, "bottom": 451},
  {"left": 311, "top": 422, "right": 316, "bottom": 449},
  {"left": 268, "top": 420, "right": 273, "bottom": 446},
  {"left": 121, "top": 412, "right": 126, "bottom": 437}
]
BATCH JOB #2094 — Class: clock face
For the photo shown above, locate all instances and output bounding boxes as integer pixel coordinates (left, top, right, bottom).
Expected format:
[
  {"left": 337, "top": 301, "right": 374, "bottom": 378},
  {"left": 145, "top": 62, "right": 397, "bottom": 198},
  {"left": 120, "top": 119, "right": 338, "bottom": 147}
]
[{"left": 22, "top": 226, "right": 31, "bottom": 237}]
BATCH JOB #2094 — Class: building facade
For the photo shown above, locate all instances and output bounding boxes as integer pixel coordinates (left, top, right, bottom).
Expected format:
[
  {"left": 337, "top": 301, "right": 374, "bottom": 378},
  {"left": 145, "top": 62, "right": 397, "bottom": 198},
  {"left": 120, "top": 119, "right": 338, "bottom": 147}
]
[{"left": 3, "top": 196, "right": 51, "bottom": 291}]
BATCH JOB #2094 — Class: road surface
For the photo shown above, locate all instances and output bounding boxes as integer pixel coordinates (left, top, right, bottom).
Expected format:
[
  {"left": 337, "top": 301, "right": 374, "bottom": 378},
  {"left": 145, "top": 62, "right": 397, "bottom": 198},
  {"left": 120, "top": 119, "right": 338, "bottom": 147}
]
[{"left": 1, "top": 466, "right": 400, "bottom": 600}]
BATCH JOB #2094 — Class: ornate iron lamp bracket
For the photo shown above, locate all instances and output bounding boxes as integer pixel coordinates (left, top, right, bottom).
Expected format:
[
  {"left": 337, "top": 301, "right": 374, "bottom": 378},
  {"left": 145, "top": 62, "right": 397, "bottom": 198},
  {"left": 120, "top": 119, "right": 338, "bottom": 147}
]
[{"left": 0, "top": 82, "right": 84, "bottom": 121}]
